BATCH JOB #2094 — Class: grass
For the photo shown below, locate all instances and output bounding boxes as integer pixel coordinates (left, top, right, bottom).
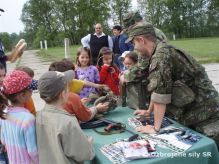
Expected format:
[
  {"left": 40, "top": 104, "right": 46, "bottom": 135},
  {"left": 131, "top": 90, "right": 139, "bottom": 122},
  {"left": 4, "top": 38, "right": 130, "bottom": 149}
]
[
  {"left": 38, "top": 37, "right": 219, "bottom": 64},
  {"left": 170, "top": 37, "right": 219, "bottom": 63},
  {"left": 37, "top": 45, "right": 81, "bottom": 62}
]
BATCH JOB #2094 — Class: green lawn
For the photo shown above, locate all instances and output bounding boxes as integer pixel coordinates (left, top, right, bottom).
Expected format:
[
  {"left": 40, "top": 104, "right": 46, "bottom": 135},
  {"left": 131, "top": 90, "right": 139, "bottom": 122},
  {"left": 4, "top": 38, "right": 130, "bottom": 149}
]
[
  {"left": 37, "top": 45, "right": 81, "bottom": 62},
  {"left": 38, "top": 37, "right": 219, "bottom": 63},
  {"left": 170, "top": 37, "right": 219, "bottom": 63}
]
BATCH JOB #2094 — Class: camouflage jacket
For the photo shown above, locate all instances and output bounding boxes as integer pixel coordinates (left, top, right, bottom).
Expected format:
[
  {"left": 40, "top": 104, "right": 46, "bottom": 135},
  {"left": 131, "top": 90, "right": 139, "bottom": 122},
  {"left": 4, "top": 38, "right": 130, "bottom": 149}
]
[
  {"left": 124, "top": 66, "right": 147, "bottom": 83},
  {"left": 148, "top": 41, "right": 219, "bottom": 109},
  {"left": 124, "top": 55, "right": 149, "bottom": 83}
]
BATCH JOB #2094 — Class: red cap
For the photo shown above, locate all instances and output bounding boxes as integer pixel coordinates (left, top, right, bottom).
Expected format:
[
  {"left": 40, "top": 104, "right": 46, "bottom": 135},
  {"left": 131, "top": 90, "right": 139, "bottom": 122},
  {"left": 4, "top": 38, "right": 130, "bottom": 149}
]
[{"left": 3, "top": 70, "right": 32, "bottom": 95}]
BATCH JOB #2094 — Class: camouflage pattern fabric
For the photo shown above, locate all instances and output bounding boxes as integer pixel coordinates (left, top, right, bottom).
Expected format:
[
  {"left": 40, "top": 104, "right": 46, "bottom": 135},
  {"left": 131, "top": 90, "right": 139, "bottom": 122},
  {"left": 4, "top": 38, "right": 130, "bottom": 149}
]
[
  {"left": 194, "top": 112, "right": 219, "bottom": 146},
  {"left": 123, "top": 11, "right": 167, "bottom": 41},
  {"left": 94, "top": 91, "right": 118, "bottom": 111},
  {"left": 123, "top": 11, "right": 143, "bottom": 30},
  {"left": 123, "top": 56, "right": 150, "bottom": 109},
  {"left": 135, "top": 21, "right": 167, "bottom": 41},
  {"left": 148, "top": 40, "right": 219, "bottom": 145}
]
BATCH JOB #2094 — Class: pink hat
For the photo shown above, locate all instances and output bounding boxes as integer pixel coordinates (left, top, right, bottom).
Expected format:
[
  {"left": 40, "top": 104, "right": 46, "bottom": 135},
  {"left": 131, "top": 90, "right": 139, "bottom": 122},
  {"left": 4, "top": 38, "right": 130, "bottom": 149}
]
[{"left": 3, "top": 70, "right": 32, "bottom": 95}]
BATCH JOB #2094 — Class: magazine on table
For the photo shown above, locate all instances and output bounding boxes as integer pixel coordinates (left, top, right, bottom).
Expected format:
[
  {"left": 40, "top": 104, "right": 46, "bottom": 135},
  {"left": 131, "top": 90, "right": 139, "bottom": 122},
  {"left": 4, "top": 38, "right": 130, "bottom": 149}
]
[
  {"left": 128, "top": 116, "right": 173, "bottom": 129},
  {"left": 144, "top": 126, "right": 202, "bottom": 153},
  {"left": 100, "top": 136, "right": 158, "bottom": 164}
]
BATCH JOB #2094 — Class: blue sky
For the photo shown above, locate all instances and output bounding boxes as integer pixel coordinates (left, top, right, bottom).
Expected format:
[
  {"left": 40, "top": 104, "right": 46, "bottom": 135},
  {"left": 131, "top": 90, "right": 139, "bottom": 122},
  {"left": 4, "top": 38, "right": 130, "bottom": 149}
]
[{"left": 0, "top": 0, "right": 137, "bottom": 34}]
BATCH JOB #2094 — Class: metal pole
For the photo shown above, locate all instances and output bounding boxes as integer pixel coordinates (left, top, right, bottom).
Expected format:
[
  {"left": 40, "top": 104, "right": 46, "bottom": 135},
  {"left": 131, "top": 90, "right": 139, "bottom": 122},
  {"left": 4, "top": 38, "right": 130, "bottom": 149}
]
[{"left": 64, "top": 38, "right": 70, "bottom": 58}]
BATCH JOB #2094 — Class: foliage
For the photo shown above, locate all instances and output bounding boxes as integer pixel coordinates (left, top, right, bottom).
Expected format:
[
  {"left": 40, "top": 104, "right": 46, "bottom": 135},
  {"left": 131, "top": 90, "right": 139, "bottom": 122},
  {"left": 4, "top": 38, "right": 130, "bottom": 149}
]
[
  {"left": 18, "top": 0, "right": 219, "bottom": 48},
  {"left": 21, "top": 0, "right": 112, "bottom": 47},
  {"left": 0, "top": 32, "right": 13, "bottom": 51},
  {"left": 110, "top": 0, "right": 131, "bottom": 26},
  {"left": 137, "top": 0, "right": 219, "bottom": 39}
]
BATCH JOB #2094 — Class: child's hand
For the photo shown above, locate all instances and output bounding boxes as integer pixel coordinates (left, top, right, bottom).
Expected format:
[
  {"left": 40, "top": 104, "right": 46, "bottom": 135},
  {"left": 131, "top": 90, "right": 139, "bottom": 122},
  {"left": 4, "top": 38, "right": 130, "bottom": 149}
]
[
  {"left": 96, "top": 102, "right": 110, "bottom": 113},
  {"left": 81, "top": 98, "right": 91, "bottom": 104},
  {"left": 119, "top": 74, "right": 126, "bottom": 85},
  {"left": 88, "top": 136, "right": 93, "bottom": 144}
]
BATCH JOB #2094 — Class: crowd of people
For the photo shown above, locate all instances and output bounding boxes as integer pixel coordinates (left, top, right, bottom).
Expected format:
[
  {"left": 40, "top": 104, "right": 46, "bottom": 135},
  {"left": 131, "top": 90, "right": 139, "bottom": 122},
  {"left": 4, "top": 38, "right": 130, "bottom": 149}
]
[{"left": 0, "top": 11, "right": 219, "bottom": 164}]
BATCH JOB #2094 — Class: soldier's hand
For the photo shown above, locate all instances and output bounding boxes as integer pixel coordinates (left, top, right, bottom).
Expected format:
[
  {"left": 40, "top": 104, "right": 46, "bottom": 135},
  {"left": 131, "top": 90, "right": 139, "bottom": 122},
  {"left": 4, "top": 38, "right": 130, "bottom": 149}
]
[
  {"left": 119, "top": 74, "right": 126, "bottom": 85},
  {"left": 96, "top": 102, "right": 110, "bottom": 113},
  {"left": 136, "top": 125, "right": 157, "bottom": 134},
  {"left": 134, "top": 109, "right": 150, "bottom": 117}
]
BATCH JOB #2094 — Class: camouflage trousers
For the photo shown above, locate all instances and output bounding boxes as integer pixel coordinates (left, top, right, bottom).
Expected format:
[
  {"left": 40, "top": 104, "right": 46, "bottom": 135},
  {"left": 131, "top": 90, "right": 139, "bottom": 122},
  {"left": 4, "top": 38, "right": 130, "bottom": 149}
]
[
  {"left": 195, "top": 115, "right": 219, "bottom": 147},
  {"left": 125, "top": 82, "right": 149, "bottom": 110},
  {"left": 166, "top": 104, "right": 219, "bottom": 147}
]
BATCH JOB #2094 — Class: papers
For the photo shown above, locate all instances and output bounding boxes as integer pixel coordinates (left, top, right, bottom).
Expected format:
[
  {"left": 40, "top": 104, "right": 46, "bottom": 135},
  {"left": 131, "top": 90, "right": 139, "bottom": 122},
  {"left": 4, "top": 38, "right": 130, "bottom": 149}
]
[
  {"left": 100, "top": 137, "right": 157, "bottom": 164},
  {"left": 101, "top": 143, "right": 126, "bottom": 164},
  {"left": 117, "top": 140, "right": 157, "bottom": 160},
  {"left": 145, "top": 126, "right": 202, "bottom": 153},
  {"left": 128, "top": 116, "right": 173, "bottom": 129}
]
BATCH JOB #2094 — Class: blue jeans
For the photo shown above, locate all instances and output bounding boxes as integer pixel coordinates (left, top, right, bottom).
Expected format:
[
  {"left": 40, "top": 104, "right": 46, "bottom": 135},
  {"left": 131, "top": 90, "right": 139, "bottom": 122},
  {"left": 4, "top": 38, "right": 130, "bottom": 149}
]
[
  {"left": 0, "top": 152, "right": 8, "bottom": 164},
  {"left": 114, "top": 53, "right": 124, "bottom": 70}
]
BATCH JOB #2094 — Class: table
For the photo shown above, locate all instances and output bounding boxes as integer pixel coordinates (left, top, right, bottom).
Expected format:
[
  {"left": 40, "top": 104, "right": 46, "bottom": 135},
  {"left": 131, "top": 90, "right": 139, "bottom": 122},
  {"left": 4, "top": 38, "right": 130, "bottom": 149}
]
[{"left": 83, "top": 107, "right": 219, "bottom": 164}]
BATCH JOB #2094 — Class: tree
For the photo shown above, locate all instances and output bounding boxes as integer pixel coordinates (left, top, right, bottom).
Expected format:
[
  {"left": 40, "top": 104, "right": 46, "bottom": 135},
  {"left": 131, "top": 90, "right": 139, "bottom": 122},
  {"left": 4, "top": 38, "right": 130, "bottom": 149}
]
[
  {"left": 207, "top": 0, "right": 219, "bottom": 36},
  {"left": 0, "top": 32, "right": 12, "bottom": 51},
  {"left": 110, "top": 0, "right": 132, "bottom": 26},
  {"left": 21, "top": 0, "right": 112, "bottom": 46}
]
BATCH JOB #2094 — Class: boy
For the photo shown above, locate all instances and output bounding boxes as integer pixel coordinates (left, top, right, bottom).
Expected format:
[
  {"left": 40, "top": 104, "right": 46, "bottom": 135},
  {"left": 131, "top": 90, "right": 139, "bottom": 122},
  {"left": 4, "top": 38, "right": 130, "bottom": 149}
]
[
  {"left": 49, "top": 59, "right": 109, "bottom": 122},
  {"left": 36, "top": 70, "right": 95, "bottom": 164}
]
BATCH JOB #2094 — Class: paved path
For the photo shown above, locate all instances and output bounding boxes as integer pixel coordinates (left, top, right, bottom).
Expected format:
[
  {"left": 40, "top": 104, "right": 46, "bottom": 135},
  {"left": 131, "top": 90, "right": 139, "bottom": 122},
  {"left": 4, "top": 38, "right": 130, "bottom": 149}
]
[{"left": 6, "top": 50, "right": 219, "bottom": 111}]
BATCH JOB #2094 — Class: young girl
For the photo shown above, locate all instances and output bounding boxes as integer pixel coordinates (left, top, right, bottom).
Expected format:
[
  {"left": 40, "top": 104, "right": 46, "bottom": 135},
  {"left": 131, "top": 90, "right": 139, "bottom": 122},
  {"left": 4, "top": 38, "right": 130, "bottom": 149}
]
[
  {"left": 75, "top": 47, "right": 100, "bottom": 98},
  {"left": 0, "top": 70, "right": 38, "bottom": 164},
  {"left": 97, "top": 47, "right": 120, "bottom": 96},
  {"left": 15, "top": 66, "right": 38, "bottom": 116},
  {"left": 120, "top": 51, "right": 138, "bottom": 83},
  {"left": 120, "top": 51, "right": 148, "bottom": 110}
]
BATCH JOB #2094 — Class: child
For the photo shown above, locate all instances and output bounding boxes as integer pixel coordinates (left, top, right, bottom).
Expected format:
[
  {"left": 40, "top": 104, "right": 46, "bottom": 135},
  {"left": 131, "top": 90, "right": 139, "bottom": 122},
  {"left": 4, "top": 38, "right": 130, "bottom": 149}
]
[
  {"left": 15, "top": 66, "right": 38, "bottom": 116},
  {"left": 37, "top": 70, "right": 95, "bottom": 163},
  {"left": 49, "top": 59, "right": 107, "bottom": 98},
  {"left": 0, "top": 90, "right": 8, "bottom": 164},
  {"left": 0, "top": 70, "right": 38, "bottom": 164},
  {"left": 48, "top": 59, "right": 109, "bottom": 122},
  {"left": 118, "top": 51, "right": 130, "bottom": 71},
  {"left": 97, "top": 47, "right": 120, "bottom": 96},
  {"left": 75, "top": 47, "right": 100, "bottom": 98},
  {"left": 120, "top": 51, "right": 148, "bottom": 110}
]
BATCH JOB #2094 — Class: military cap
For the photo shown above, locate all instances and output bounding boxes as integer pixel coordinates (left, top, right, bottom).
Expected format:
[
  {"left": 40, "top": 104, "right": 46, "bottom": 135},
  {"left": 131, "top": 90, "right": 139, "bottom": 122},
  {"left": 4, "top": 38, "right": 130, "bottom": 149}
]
[
  {"left": 125, "top": 23, "right": 155, "bottom": 43},
  {"left": 123, "top": 11, "right": 143, "bottom": 30}
]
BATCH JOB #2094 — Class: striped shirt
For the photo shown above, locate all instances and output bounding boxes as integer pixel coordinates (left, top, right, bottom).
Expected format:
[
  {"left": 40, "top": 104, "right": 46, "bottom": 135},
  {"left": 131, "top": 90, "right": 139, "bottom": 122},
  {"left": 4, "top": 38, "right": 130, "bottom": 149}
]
[{"left": 0, "top": 107, "right": 38, "bottom": 164}]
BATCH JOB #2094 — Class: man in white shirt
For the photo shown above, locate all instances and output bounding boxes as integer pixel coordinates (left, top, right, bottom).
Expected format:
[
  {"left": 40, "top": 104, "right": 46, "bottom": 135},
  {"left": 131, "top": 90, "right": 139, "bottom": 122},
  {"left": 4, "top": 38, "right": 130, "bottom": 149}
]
[{"left": 81, "top": 23, "right": 113, "bottom": 65}]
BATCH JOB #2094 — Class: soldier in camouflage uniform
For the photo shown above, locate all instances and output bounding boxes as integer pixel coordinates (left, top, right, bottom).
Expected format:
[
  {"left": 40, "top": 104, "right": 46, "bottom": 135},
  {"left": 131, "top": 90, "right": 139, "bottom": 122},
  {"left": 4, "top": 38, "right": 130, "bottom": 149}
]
[
  {"left": 119, "top": 12, "right": 160, "bottom": 110},
  {"left": 123, "top": 11, "right": 167, "bottom": 41},
  {"left": 122, "top": 11, "right": 166, "bottom": 75},
  {"left": 127, "top": 23, "right": 219, "bottom": 146}
]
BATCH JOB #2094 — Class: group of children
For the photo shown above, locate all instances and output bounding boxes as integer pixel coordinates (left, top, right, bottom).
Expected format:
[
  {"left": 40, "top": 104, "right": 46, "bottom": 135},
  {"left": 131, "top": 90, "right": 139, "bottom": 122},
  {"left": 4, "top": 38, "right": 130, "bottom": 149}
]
[{"left": 0, "top": 46, "right": 146, "bottom": 164}]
